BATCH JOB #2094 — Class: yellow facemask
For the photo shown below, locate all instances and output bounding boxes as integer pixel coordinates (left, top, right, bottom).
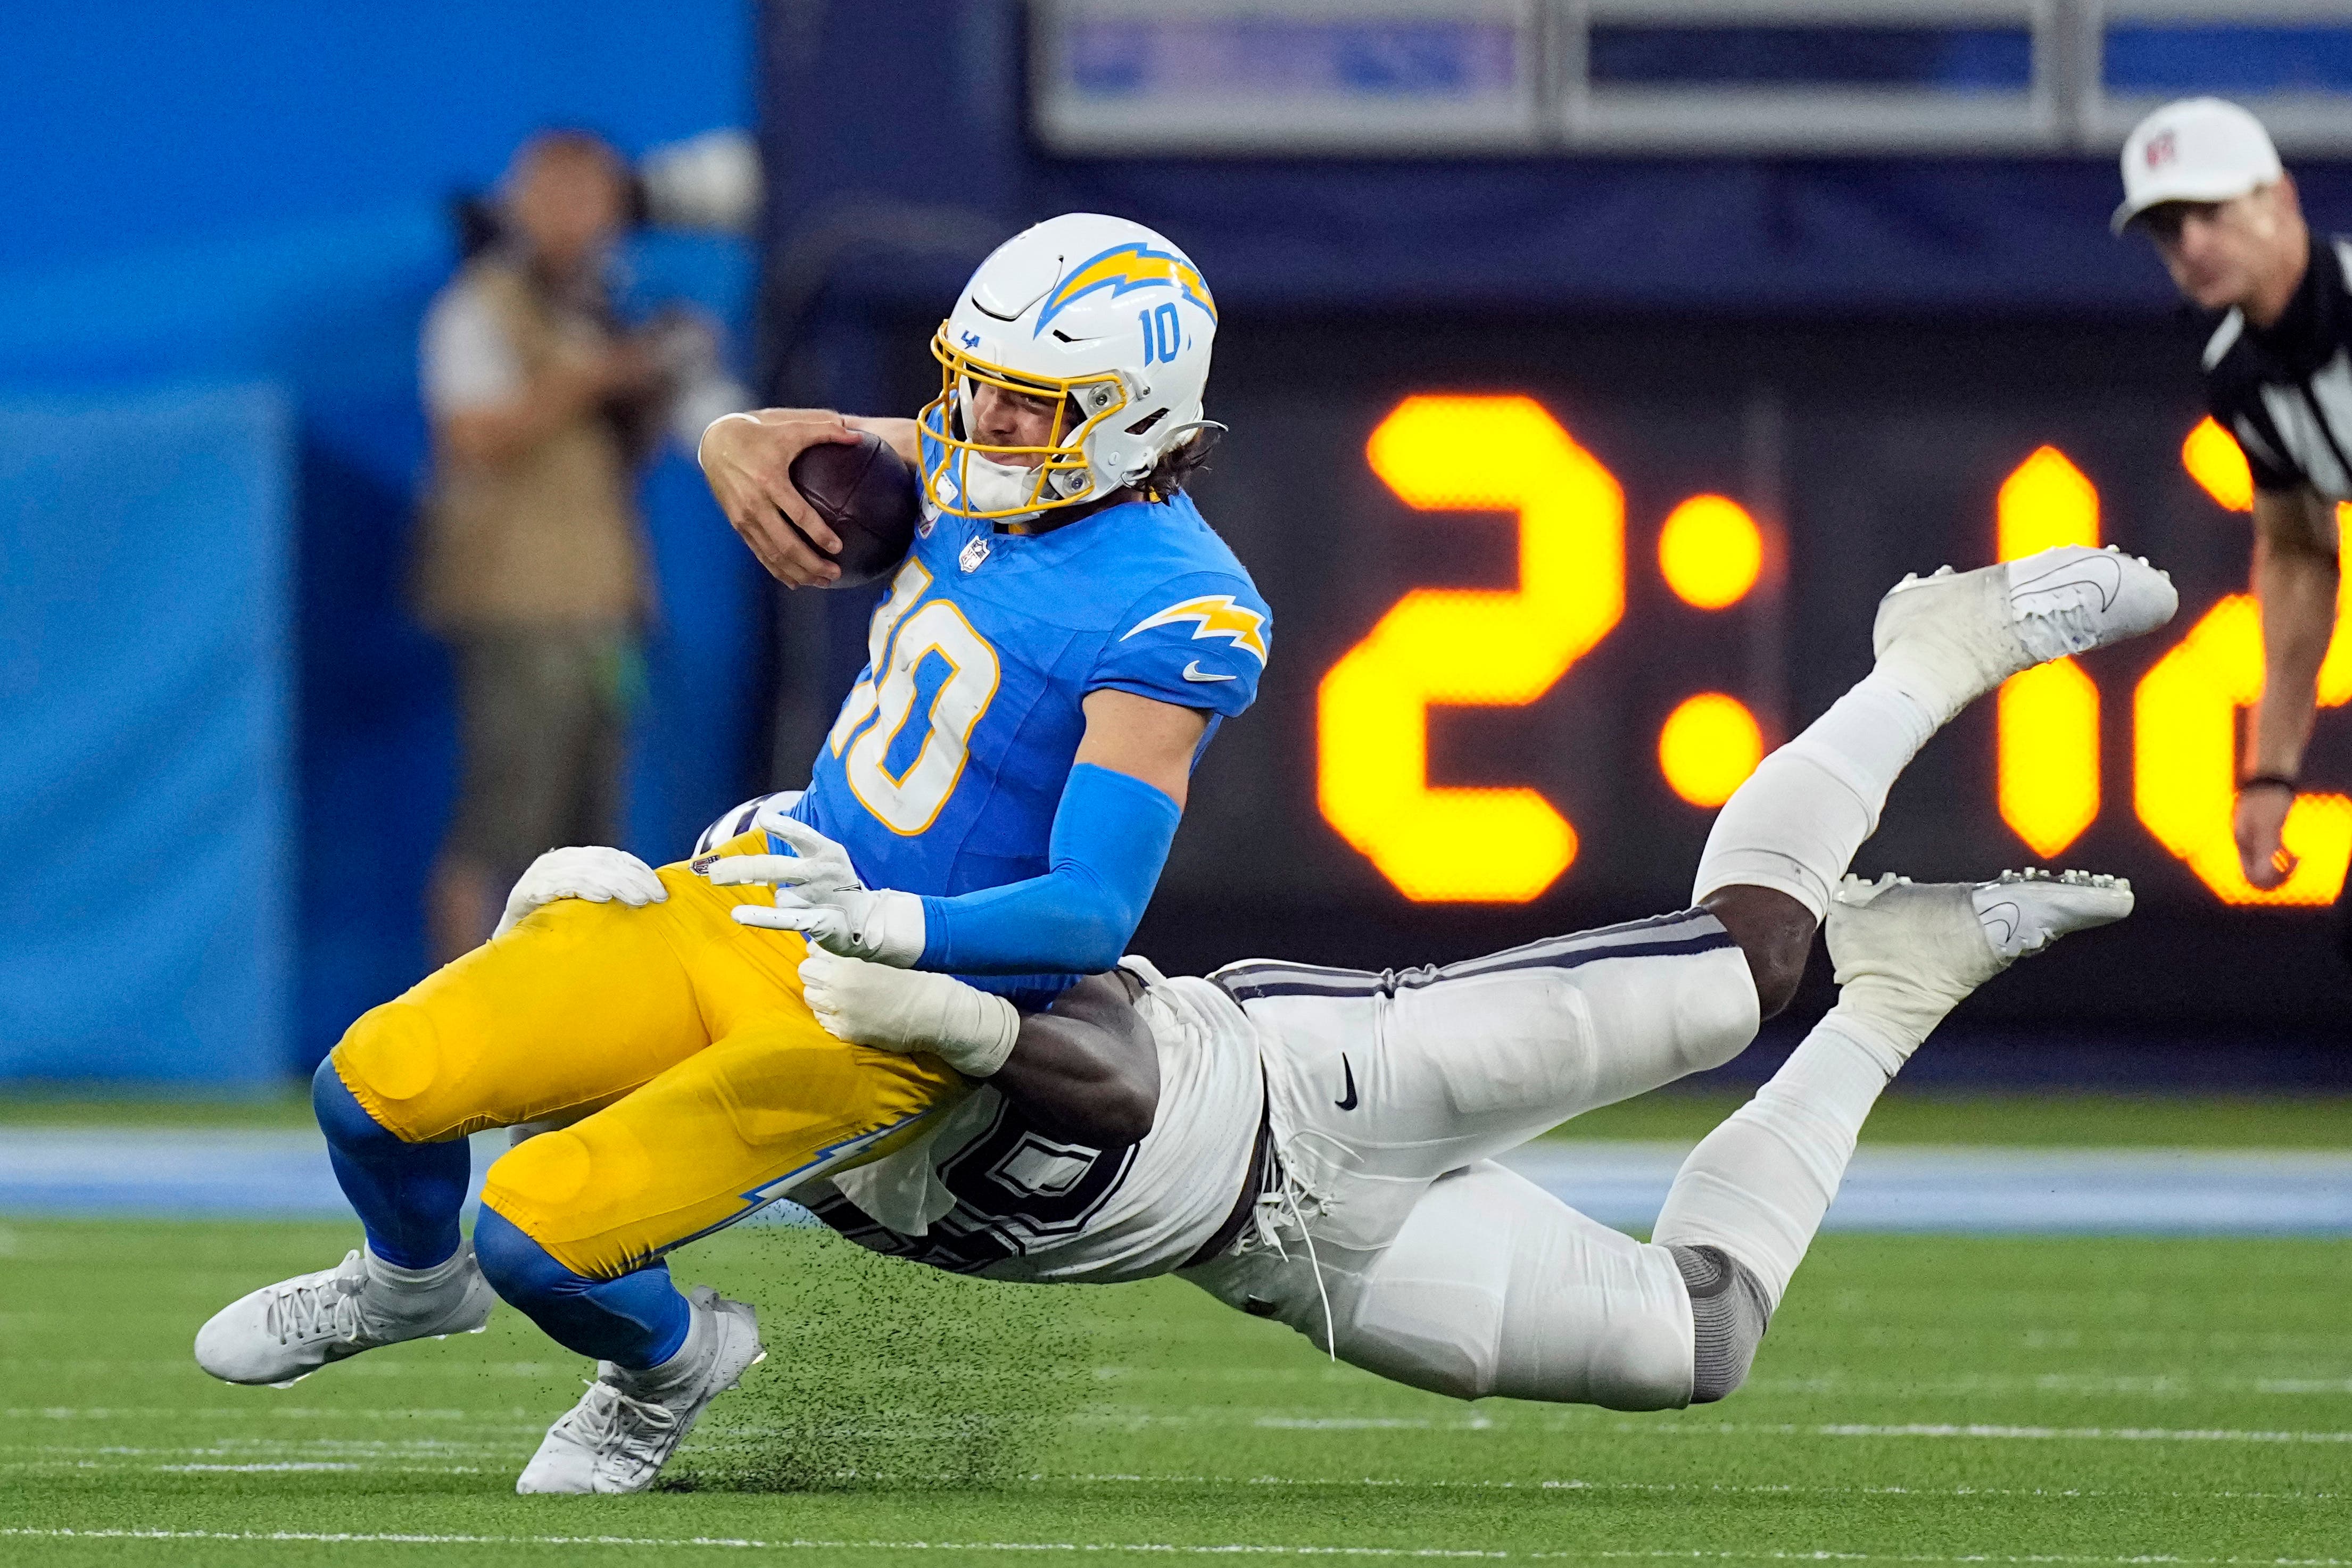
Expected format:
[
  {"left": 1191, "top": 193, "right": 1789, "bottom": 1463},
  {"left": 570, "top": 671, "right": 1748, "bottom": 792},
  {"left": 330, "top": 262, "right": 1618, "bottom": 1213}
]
[{"left": 918, "top": 323, "right": 1131, "bottom": 520}]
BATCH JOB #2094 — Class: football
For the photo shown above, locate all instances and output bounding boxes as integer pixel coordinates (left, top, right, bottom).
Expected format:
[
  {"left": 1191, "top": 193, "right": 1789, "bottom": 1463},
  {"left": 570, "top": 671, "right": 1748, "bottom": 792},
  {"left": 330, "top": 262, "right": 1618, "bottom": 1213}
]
[{"left": 787, "top": 430, "right": 920, "bottom": 587}]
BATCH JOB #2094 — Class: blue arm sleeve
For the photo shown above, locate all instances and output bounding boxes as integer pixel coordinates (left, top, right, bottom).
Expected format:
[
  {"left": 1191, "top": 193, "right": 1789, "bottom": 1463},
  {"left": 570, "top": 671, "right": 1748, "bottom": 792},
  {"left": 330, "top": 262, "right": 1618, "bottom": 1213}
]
[{"left": 916, "top": 762, "right": 1181, "bottom": 975}]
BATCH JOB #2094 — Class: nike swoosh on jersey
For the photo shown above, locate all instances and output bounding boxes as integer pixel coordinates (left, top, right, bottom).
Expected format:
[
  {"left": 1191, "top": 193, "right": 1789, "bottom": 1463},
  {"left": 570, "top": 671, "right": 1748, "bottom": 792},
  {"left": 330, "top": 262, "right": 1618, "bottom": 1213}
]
[
  {"left": 1181, "top": 661, "right": 1237, "bottom": 683},
  {"left": 1335, "top": 1053, "right": 1360, "bottom": 1111}
]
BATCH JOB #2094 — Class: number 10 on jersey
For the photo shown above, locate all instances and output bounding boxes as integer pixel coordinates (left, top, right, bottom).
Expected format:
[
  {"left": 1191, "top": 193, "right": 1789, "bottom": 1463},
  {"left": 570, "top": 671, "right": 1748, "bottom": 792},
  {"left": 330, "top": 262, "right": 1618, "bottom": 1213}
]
[{"left": 830, "top": 562, "right": 1004, "bottom": 836}]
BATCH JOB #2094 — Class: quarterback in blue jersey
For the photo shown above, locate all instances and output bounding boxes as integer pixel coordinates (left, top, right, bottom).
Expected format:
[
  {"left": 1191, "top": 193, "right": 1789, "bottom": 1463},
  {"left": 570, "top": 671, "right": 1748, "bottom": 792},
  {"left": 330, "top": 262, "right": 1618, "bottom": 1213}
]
[
  {"left": 189, "top": 213, "right": 1272, "bottom": 1498},
  {"left": 698, "top": 212, "right": 1270, "bottom": 1003}
]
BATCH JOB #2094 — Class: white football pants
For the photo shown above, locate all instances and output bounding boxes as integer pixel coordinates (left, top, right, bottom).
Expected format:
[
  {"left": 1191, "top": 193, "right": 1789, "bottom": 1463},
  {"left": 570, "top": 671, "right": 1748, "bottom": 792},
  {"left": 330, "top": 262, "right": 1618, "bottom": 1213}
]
[{"left": 1183, "top": 909, "right": 1759, "bottom": 1410}]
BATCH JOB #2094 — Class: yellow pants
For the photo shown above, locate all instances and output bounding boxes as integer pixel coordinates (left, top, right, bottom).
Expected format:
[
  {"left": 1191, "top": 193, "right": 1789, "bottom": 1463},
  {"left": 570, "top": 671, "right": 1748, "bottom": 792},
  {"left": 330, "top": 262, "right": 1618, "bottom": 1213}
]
[{"left": 328, "top": 833, "right": 965, "bottom": 1277}]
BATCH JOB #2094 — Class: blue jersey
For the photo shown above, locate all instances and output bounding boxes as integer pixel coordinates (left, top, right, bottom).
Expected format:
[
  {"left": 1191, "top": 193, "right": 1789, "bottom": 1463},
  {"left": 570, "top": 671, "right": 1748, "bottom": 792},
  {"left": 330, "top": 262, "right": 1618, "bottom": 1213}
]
[{"left": 794, "top": 488, "right": 1270, "bottom": 990}]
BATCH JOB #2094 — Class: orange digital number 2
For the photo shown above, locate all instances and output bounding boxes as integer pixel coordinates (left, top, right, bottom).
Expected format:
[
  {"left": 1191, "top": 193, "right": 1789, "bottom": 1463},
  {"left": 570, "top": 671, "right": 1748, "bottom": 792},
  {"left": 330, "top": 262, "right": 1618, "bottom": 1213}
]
[{"left": 1317, "top": 395, "right": 1625, "bottom": 902}]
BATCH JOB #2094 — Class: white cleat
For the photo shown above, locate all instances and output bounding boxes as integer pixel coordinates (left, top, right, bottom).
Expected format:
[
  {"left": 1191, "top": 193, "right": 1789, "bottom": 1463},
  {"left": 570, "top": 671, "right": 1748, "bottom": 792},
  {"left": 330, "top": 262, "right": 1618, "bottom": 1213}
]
[
  {"left": 194, "top": 1242, "right": 496, "bottom": 1388},
  {"left": 1873, "top": 545, "right": 2177, "bottom": 723},
  {"left": 1829, "top": 868, "right": 2134, "bottom": 1011},
  {"left": 515, "top": 1285, "right": 765, "bottom": 1495}
]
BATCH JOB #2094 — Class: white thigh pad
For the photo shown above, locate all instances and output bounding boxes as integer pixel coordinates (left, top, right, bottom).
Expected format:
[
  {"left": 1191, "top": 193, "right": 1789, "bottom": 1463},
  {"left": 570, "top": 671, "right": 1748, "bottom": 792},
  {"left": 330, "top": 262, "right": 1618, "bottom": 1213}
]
[
  {"left": 1394, "top": 969, "right": 1597, "bottom": 1120},
  {"left": 1339, "top": 1163, "right": 1694, "bottom": 1410},
  {"left": 1227, "top": 911, "right": 1759, "bottom": 1211}
]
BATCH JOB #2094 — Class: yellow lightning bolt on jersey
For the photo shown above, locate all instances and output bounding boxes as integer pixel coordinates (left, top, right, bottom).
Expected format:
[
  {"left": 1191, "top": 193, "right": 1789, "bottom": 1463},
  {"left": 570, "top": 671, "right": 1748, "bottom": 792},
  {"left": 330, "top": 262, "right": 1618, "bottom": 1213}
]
[{"left": 1121, "top": 595, "right": 1270, "bottom": 663}]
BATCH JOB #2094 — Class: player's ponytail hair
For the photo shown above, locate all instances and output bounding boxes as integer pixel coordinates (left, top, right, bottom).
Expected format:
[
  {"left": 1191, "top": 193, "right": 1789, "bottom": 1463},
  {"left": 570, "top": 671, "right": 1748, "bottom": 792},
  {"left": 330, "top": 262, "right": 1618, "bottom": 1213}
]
[{"left": 1139, "top": 422, "right": 1223, "bottom": 502}]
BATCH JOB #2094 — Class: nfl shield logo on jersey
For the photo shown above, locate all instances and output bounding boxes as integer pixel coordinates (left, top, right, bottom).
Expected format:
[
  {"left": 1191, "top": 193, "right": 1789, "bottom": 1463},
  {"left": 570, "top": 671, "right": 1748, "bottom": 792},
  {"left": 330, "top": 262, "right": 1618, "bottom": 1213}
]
[{"left": 959, "top": 534, "right": 990, "bottom": 574}]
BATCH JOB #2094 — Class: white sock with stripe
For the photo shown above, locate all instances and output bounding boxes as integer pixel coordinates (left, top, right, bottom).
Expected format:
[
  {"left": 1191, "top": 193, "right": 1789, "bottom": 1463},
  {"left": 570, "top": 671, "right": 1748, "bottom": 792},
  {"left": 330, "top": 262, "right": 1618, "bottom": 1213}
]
[{"left": 1649, "top": 1003, "right": 1907, "bottom": 1313}]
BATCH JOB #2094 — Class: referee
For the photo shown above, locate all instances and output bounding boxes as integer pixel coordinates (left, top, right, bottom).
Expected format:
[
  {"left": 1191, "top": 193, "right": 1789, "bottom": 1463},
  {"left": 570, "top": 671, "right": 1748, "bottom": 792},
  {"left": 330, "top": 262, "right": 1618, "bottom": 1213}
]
[{"left": 2116, "top": 97, "right": 2350, "bottom": 950}]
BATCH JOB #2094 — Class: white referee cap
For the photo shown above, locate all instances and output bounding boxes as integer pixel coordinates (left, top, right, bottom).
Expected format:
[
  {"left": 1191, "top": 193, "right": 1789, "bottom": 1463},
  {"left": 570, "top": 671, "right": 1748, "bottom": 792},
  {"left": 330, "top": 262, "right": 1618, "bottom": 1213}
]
[{"left": 2113, "top": 97, "right": 2284, "bottom": 235}]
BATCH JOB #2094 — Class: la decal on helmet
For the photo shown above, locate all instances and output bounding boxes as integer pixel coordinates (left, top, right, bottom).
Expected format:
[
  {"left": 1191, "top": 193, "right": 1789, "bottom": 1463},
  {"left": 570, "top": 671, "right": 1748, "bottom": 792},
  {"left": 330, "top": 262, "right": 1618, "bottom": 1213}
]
[{"left": 921, "top": 213, "right": 1218, "bottom": 522}]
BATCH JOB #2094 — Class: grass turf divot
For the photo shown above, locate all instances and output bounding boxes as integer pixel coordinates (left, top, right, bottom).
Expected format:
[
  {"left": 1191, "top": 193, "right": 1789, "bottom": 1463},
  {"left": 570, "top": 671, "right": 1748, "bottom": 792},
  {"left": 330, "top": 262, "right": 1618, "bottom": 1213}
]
[{"left": 665, "top": 1224, "right": 1104, "bottom": 1492}]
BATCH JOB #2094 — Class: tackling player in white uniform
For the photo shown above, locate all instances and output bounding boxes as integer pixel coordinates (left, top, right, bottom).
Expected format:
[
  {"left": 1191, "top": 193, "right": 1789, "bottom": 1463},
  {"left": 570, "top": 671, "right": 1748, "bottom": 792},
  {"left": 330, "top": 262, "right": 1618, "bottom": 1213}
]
[{"left": 556, "top": 543, "right": 2171, "bottom": 1408}]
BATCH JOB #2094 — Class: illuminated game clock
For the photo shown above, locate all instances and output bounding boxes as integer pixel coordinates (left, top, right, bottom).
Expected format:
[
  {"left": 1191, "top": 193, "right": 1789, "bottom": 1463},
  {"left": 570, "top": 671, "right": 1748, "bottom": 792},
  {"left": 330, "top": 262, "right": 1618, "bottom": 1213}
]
[{"left": 1312, "top": 395, "right": 2352, "bottom": 910}]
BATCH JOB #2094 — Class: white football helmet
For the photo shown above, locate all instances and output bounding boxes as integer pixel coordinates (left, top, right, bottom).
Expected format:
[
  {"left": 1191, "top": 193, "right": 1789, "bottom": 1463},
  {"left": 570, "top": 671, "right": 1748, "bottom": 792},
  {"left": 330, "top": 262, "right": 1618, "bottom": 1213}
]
[{"left": 920, "top": 212, "right": 1218, "bottom": 522}]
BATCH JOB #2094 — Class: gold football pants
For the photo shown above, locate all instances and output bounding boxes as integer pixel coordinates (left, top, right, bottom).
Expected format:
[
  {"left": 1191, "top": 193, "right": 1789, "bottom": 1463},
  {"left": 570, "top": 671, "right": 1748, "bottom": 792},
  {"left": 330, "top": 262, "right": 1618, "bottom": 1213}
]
[{"left": 328, "top": 834, "right": 965, "bottom": 1277}]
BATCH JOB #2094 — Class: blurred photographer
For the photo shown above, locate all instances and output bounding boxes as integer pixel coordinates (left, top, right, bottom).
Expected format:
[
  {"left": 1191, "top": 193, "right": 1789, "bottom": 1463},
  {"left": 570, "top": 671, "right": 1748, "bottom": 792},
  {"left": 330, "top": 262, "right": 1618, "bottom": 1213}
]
[{"left": 416, "top": 130, "right": 717, "bottom": 963}]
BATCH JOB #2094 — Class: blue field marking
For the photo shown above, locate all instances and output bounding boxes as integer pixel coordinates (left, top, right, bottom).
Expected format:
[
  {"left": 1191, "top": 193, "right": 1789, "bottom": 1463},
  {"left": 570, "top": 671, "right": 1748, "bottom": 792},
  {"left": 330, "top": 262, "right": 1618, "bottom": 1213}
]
[
  {"left": 0, "top": 1130, "right": 504, "bottom": 1218},
  {"left": 1, "top": 1130, "right": 2347, "bottom": 1234},
  {"left": 1501, "top": 1142, "right": 2352, "bottom": 1235}
]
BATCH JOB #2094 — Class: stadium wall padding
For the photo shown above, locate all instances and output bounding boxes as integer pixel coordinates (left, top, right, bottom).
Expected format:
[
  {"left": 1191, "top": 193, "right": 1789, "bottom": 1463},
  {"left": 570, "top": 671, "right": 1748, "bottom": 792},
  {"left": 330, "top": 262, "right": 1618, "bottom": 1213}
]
[
  {"left": 0, "top": 385, "right": 294, "bottom": 1084},
  {"left": 0, "top": 3, "right": 764, "bottom": 1080}
]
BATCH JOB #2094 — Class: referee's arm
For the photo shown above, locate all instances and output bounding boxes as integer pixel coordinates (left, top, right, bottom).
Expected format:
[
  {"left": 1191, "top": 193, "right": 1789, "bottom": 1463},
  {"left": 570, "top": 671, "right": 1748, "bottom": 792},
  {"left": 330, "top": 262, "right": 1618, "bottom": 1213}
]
[{"left": 2239, "top": 486, "right": 2341, "bottom": 888}]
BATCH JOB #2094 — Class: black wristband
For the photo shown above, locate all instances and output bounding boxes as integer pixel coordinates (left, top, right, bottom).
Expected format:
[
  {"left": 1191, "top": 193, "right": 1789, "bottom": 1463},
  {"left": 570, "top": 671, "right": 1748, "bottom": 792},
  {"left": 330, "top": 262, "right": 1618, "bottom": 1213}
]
[{"left": 2240, "top": 773, "right": 2299, "bottom": 795}]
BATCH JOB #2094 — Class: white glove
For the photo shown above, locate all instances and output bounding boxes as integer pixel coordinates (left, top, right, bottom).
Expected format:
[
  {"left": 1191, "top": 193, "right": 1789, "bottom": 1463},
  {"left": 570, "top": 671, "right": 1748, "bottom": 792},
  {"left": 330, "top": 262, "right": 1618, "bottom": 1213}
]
[
  {"left": 693, "top": 789, "right": 802, "bottom": 857},
  {"left": 798, "top": 949, "right": 1019, "bottom": 1078},
  {"left": 706, "top": 813, "right": 926, "bottom": 965},
  {"left": 494, "top": 847, "right": 668, "bottom": 938}
]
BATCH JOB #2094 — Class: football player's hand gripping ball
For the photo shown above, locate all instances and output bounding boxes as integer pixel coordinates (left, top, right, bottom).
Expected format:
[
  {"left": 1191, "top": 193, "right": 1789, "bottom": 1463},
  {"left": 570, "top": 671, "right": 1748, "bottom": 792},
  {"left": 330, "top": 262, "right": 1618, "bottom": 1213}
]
[
  {"left": 798, "top": 949, "right": 1018, "bottom": 1078},
  {"left": 696, "top": 409, "right": 857, "bottom": 588},
  {"left": 493, "top": 847, "right": 668, "bottom": 939},
  {"left": 709, "top": 814, "right": 927, "bottom": 966}
]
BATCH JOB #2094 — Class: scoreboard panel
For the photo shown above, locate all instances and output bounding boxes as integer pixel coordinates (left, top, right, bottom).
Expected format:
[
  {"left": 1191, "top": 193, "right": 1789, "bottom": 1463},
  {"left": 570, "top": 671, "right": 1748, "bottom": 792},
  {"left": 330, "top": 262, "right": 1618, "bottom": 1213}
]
[
  {"left": 1311, "top": 394, "right": 2351, "bottom": 912},
  {"left": 841, "top": 309, "right": 2352, "bottom": 1028}
]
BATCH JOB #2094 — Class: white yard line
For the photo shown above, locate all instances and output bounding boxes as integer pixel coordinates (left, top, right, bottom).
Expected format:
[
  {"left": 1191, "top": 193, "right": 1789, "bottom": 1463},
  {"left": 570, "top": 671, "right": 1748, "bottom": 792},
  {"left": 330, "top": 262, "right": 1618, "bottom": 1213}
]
[
  {"left": 2, "top": 1455, "right": 2332, "bottom": 1505},
  {"left": 0, "top": 1448, "right": 517, "bottom": 1457},
  {"left": 0, "top": 1532, "right": 1506, "bottom": 1557},
  {"left": 1091, "top": 1410, "right": 2352, "bottom": 1448},
  {"left": 1808, "top": 1423, "right": 2352, "bottom": 1443},
  {"left": 1233, "top": 1415, "right": 2352, "bottom": 1443},
  {"left": 1040, "top": 1474, "right": 2336, "bottom": 1503},
  {"left": 1741, "top": 1374, "right": 2352, "bottom": 1398},
  {"left": 1571, "top": 1420, "right": 2352, "bottom": 1446},
  {"left": 0, "top": 1530, "right": 2343, "bottom": 1565},
  {"left": 3, "top": 1406, "right": 496, "bottom": 1421},
  {"left": 106, "top": 1401, "right": 2352, "bottom": 1443}
]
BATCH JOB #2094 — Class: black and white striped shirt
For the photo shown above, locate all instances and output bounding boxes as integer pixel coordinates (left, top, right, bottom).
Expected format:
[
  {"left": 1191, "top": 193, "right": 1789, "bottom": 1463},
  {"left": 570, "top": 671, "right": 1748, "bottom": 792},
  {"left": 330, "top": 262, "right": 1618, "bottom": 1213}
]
[{"left": 2200, "top": 234, "right": 2352, "bottom": 503}]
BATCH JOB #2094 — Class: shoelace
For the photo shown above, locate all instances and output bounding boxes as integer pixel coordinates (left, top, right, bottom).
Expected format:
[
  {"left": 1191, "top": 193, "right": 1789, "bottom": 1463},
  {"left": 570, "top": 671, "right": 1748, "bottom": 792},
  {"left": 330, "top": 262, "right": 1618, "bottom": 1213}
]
[
  {"left": 2015, "top": 594, "right": 2102, "bottom": 659},
  {"left": 1235, "top": 1166, "right": 1340, "bottom": 1363},
  {"left": 262, "top": 1258, "right": 366, "bottom": 1347},
  {"left": 560, "top": 1380, "right": 681, "bottom": 1471}
]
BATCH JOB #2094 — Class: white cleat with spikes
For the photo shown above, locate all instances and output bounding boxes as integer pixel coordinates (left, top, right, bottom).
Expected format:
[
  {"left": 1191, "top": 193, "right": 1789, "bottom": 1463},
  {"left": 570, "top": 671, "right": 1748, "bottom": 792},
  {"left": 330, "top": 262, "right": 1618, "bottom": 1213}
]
[
  {"left": 194, "top": 1243, "right": 496, "bottom": 1388},
  {"left": 1829, "top": 868, "right": 2135, "bottom": 1018},
  {"left": 1874, "top": 545, "right": 2177, "bottom": 724},
  {"left": 515, "top": 1285, "right": 766, "bottom": 1495}
]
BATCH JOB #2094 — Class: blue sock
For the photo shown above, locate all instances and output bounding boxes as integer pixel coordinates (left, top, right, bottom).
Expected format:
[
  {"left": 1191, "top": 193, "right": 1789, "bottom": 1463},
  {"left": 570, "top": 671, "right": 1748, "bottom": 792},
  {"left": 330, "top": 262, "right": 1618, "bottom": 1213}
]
[
  {"left": 312, "top": 1057, "right": 469, "bottom": 1271},
  {"left": 472, "top": 1206, "right": 693, "bottom": 1370}
]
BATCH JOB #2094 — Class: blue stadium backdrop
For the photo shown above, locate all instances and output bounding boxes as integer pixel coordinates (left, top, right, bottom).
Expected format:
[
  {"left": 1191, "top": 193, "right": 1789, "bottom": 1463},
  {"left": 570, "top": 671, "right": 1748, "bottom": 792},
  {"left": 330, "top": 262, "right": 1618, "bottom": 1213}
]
[{"left": 0, "top": 1, "right": 762, "bottom": 1079}]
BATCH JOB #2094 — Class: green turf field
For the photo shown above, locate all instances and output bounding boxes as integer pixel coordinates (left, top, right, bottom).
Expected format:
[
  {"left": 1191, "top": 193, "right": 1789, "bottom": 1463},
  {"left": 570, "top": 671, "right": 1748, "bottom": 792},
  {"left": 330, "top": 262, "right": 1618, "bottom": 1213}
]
[{"left": 0, "top": 1217, "right": 2344, "bottom": 1566}]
